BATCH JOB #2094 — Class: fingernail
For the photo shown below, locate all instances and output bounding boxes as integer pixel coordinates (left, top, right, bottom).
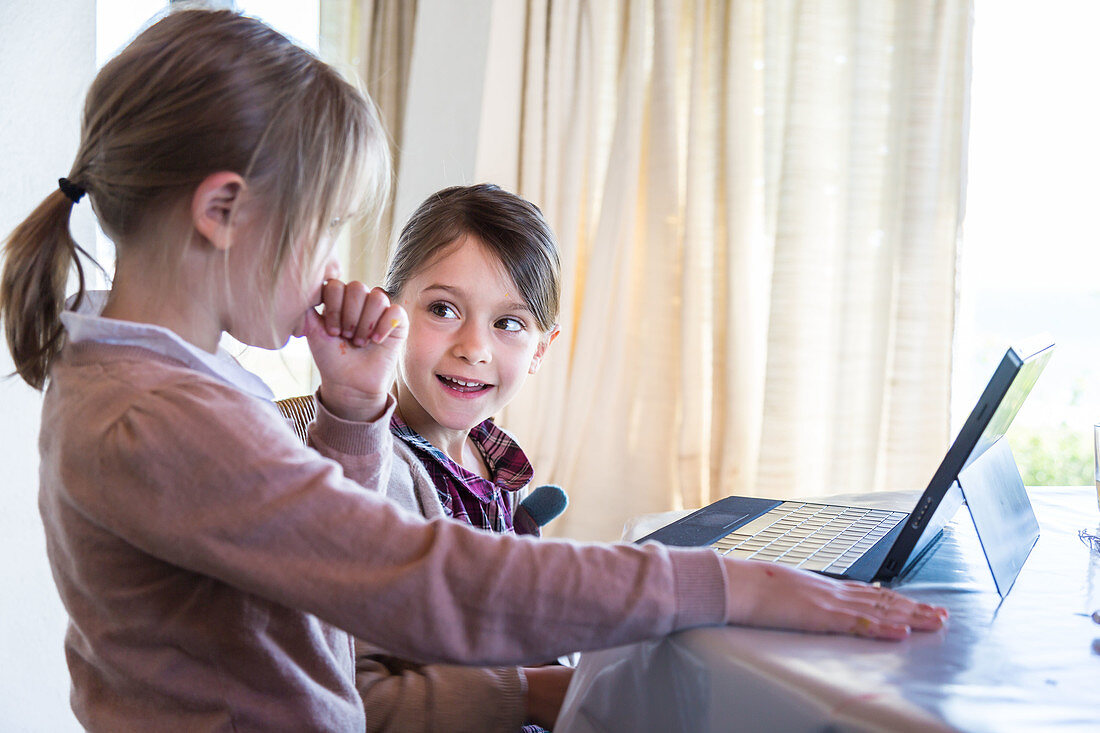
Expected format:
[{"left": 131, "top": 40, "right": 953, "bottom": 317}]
[
  {"left": 343, "top": 330, "right": 353, "bottom": 338},
  {"left": 353, "top": 338, "right": 365, "bottom": 347},
  {"left": 328, "top": 328, "right": 340, "bottom": 336}
]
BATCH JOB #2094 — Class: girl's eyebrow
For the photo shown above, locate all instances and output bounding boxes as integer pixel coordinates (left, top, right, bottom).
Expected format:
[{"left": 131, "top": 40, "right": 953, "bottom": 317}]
[
  {"left": 420, "top": 284, "right": 533, "bottom": 313},
  {"left": 421, "top": 283, "right": 463, "bottom": 297}
]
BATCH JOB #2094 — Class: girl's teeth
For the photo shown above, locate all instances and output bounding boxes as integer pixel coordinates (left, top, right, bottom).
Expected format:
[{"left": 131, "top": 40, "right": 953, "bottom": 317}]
[{"left": 442, "top": 376, "right": 486, "bottom": 389}]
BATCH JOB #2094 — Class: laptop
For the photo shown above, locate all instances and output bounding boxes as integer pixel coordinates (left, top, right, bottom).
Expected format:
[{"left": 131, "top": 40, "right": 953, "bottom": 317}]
[{"left": 638, "top": 340, "right": 1054, "bottom": 596}]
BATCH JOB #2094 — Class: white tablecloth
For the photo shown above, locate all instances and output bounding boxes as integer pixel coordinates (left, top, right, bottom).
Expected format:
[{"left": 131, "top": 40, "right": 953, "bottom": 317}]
[{"left": 555, "top": 487, "right": 1100, "bottom": 733}]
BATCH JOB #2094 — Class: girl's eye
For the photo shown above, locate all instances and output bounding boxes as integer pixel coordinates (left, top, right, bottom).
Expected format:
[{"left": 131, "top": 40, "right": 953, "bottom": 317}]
[
  {"left": 429, "top": 302, "right": 458, "bottom": 319},
  {"left": 495, "top": 317, "right": 524, "bottom": 332}
]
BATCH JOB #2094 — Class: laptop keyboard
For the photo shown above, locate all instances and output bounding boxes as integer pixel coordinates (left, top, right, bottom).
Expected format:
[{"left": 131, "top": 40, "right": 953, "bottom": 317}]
[{"left": 710, "top": 502, "right": 908, "bottom": 574}]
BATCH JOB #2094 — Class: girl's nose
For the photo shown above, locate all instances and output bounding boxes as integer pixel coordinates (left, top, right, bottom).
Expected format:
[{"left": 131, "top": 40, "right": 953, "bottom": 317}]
[{"left": 453, "top": 322, "right": 492, "bottom": 364}]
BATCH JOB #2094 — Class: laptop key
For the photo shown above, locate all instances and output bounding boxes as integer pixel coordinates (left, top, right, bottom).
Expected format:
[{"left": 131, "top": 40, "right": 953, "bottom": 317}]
[
  {"left": 800, "top": 556, "right": 834, "bottom": 572},
  {"left": 732, "top": 513, "right": 784, "bottom": 537}
]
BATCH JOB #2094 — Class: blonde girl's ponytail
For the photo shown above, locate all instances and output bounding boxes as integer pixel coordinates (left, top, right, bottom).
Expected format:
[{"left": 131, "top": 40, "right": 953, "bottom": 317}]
[{"left": 1, "top": 184, "right": 93, "bottom": 390}]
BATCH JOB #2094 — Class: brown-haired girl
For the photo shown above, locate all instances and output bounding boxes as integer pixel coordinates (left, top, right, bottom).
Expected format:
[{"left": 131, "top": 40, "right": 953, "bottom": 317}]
[
  {"left": 356, "top": 184, "right": 568, "bottom": 731},
  {"left": 384, "top": 184, "right": 562, "bottom": 537},
  {"left": 0, "top": 8, "right": 946, "bottom": 731}
]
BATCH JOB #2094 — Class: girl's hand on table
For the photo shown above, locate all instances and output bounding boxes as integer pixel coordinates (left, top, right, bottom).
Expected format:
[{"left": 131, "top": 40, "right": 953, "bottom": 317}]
[{"left": 723, "top": 559, "right": 948, "bottom": 640}]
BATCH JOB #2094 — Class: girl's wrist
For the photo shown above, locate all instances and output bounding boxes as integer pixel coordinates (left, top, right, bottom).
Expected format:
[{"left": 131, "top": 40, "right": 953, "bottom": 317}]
[
  {"left": 317, "top": 384, "right": 388, "bottom": 423},
  {"left": 522, "top": 665, "right": 573, "bottom": 729}
]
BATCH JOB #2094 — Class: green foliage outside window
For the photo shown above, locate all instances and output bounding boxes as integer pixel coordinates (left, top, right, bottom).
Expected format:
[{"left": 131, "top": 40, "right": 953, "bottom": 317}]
[{"left": 1009, "top": 423, "right": 1092, "bottom": 486}]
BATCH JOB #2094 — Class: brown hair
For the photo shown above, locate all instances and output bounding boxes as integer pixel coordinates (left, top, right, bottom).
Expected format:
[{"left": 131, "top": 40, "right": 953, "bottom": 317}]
[
  {"left": 385, "top": 184, "right": 561, "bottom": 332},
  {"left": 0, "top": 7, "right": 390, "bottom": 389}
]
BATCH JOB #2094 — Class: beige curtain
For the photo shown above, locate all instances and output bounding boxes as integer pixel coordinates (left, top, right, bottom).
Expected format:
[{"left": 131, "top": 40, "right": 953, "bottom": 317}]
[
  {"left": 320, "top": 0, "right": 418, "bottom": 283},
  {"left": 319, "top": 0, "right": 972, "bottom": 542},
  {"left": 498, "top": 0, "right": 972, "bottom": 541}
]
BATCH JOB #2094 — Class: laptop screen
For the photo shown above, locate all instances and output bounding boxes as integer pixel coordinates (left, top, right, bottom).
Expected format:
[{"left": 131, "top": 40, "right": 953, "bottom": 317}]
[{"left": 887, "top": 340, "right": 1054, "bottom": 577}]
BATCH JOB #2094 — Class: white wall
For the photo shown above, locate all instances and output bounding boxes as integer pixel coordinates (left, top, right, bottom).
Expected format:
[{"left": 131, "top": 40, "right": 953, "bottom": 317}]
[
  {"left": 0, "top": 2, "right": 95, "bottom": 730},
  {"left": 392, "top": 0, "right": 524, "bottom": 230}
]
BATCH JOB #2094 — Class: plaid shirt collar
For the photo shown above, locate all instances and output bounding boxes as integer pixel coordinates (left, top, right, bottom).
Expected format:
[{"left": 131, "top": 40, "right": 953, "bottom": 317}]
[{"left": 390, "top": 413, "right": 533, "bottom": 503}]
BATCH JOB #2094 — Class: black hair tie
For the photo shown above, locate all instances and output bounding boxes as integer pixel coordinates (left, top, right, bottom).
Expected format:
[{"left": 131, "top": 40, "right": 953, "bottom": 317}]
[{"left": 58, "top": 177, "right": 86, "bottom": 205}]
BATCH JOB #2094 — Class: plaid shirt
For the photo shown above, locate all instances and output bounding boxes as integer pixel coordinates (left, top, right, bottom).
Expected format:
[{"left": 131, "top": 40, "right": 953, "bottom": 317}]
[
  {"left": 390, "top": 414, "right": 540, "bottom": 537},
  {"left": 391, "top": 415, "right": 547, "bottom": 732}
]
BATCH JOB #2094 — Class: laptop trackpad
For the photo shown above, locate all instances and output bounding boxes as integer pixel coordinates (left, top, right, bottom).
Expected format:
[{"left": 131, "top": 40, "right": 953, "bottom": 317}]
[{"left": 639, "top": 497, "right": 782, "bottom": 547}]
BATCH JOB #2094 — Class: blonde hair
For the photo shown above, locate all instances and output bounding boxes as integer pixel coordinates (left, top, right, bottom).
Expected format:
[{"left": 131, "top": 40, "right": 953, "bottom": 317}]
[{"left": 1, "top": 8, "right": 390, "bottom": 389}]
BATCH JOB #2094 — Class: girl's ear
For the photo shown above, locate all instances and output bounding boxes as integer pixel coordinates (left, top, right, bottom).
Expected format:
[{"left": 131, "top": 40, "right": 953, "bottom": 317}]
[
  {"left": 528, "top": 324, "right": 561, "bottom": 374},
  {"left": 191, "top": 171, "right": 247, "bottom": 251}
]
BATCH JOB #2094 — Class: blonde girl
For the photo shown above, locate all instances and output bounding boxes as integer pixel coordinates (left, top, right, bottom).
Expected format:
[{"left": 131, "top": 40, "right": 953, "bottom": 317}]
[{"left": 0, "top": 8, "right": 946, "bottom": 732}]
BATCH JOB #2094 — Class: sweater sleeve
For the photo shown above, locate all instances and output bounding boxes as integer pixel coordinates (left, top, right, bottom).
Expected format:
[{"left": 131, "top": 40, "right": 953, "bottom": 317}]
[
  {"left": 354, "top": 636, "right": 526, "bottom": 733},
  {"left": 72, "top": 375, "right": 728, "bottom": 666},
  {"left": 320, "top": 399, "right": 530, "bottom": 731},
  {"left": 304, "top": 389, "right": 394, "bottom": 490}
]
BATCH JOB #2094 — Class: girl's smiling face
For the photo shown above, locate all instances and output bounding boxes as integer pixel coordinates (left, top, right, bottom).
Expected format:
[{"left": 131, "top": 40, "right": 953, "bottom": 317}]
[{"left": 395, "top": 234, "right": 557, "bottom": 444}]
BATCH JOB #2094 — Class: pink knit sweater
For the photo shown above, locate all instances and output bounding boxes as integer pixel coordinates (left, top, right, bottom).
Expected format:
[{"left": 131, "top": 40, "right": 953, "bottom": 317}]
[{"left": 38, "top": 342, "right": 727, "bottom": 731}]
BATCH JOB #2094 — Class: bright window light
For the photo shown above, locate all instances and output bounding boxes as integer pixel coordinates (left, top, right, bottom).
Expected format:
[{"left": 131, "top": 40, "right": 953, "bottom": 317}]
[{"left": 955, "top": 0, "right": 1100, "bottom": 485}]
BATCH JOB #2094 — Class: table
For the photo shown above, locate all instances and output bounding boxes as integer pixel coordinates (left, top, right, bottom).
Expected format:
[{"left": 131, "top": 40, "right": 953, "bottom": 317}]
[{"left": 555, "top": 487, "right": 1100, "bottom": 732}]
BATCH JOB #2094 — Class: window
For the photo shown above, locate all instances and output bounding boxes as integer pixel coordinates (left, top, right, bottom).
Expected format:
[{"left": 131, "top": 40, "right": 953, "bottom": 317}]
[{"left": 955, "top": 0, "right": 1100, "bottom": 485}]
